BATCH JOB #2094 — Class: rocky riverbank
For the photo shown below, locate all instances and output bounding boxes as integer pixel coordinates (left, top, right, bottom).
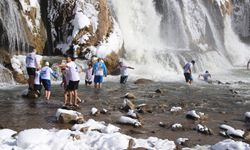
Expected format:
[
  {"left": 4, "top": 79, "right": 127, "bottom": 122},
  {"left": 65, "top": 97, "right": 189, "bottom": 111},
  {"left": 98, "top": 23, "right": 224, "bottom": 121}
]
[{"left": 0, "top": 81, "right": 250, "bottom": 148}]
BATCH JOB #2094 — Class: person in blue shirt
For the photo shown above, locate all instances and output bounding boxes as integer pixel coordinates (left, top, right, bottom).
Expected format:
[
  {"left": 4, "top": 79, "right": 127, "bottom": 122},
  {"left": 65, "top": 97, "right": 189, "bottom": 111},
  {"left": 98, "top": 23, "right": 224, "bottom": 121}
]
[
  {"left": 40, "top": 61, "right": 58, "bottom": 101},
  {"left": 92, "top": 58, "right": 108, "bottom": 88}
]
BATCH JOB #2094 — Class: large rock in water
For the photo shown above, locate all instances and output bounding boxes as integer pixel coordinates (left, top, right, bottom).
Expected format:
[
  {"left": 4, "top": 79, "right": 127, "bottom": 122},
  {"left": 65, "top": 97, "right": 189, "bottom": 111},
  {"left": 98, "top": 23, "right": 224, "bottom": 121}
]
[
  {"left": 56, "top": 108, "right": 84, "bottom": 124},
  {"left": 134, "top": 79, "right": 154, "bottom": 84}
]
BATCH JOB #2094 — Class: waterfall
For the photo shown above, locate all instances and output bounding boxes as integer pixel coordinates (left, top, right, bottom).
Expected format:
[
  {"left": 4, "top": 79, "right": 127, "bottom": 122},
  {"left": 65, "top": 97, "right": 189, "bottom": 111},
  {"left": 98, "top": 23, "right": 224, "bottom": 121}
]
[
  {"left": 0, "top": 64, "right": 15, "bottom": 86},
  {"left": 110, "top": 0, "right": 250, "bottom": 80},
  {"left": 0, "top": 0, "right": 27, "bottom": 54}
]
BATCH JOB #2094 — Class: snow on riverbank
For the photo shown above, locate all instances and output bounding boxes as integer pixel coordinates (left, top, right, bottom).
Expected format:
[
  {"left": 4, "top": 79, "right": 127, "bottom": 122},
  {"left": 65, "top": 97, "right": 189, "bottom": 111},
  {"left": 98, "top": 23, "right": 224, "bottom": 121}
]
[
  {"left": 0, "top": 119, "right": 175, "bottom": 150},
  {"left": 0, "top": 119, "right": 249, "bottom": 150}
]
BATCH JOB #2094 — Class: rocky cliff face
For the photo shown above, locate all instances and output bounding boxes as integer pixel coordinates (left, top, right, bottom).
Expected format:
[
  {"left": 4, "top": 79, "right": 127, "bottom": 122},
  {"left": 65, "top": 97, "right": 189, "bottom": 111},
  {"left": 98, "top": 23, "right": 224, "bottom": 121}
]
[
  {"left": 47, "top": 0, "right": 114, "bottom": 57},
  {"left": 232, "top": 0, "right": 250, "bottom": 42}
]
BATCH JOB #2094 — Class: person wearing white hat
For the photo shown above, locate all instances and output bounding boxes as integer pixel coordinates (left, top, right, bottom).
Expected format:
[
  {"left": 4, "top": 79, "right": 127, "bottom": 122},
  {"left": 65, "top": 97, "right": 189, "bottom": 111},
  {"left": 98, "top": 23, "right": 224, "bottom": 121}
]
[{"left": 40, "top": 61, "right": 58, "bottom": 101}]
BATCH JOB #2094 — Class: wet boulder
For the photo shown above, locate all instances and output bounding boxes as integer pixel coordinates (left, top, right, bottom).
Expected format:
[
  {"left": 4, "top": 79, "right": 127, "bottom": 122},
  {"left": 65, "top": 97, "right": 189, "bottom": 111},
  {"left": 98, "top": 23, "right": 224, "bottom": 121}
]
[
  {"left": 220, "top": 124, "right": 245, "bottom": 138},
  {"left": 155, "top": 89, "right": 163, "bottom": 94},
  {"left": 22, "top": 89, "right": 41, "bottom": 99},
  {"left": 186, "top": 110, "right": 207, "bottom": 120},
  {"left": 56, "top": 108, "right": 84, "bottom": 124},
  {"left": 245, "top": 112, "right": 250, "bottom": 122},
  {"left": 136, "top": 104, "right": 152, "bottom": 113},
  {"left": 195, "top": 124, "right": 213, "bottom": 135},
  {"left": 134, "top": 79, "right": 153, "bottom": 84},
  {"left": 121, "top": 99, "right": 135, "bottom": 111},
  {"left": 243, "top": 132, "right": 250, "bottom": 143},
  {"left": 123, "top": 93, "right": 136, "bottom": 99},
  {"left": 118, "top": 116, "right": 141, "bottom": 127}
]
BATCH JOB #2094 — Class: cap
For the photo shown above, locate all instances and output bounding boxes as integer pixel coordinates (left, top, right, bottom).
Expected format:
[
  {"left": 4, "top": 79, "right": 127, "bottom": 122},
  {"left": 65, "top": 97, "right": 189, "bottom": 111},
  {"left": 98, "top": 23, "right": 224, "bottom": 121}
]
[{"left": 45, "top": 62, "right": 49, "bottom": 66}]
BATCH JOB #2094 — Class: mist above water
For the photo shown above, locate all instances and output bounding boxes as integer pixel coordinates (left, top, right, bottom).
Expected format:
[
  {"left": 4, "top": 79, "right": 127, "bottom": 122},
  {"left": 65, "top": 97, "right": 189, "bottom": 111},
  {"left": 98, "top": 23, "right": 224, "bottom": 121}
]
[{"left": 110, "top": 0, "right": 250, "bottom": 81}]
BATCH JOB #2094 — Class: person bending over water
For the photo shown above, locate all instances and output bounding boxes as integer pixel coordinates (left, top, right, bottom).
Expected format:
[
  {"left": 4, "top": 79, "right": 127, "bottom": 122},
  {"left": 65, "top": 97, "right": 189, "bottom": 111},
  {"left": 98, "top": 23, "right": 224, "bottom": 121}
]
[
  {"left": 199, "top": 70, "right": 211, "bottom": 82},
  {"left": 117, "top": 60, "right": 134, "bottom": 84}
]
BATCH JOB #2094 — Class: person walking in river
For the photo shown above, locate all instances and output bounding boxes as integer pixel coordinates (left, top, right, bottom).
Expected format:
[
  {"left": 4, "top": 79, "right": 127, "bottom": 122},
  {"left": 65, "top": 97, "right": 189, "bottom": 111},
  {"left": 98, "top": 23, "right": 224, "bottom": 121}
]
[
  {"left": 33, "top": 68, "right": 42, "bottom": 97},
  {"left": 117, "top": 60, "right": 134, "bottom": 84},
  {"left": 92, "top": 58, "right": 108, "bottom": 88},
  {"left": 40, "top": 61, "right": 58, "bottom": 101},
  {"left": 199, "top": 70, "right": 211, "bottom": 82},
  {"left": 26, "top": 48, "right": 40, "bottom": 90},
  {"left": 59, "top": 56, "right": 81, "bottom": 107},
  {"left": 183, "top": 60, "right": 195, "bottom": 85},
  {"left": 84, "top": 63, "right": 93, "bottom": 86},
  {"left": 247, "top": 59, "right": 250, "bottom": 70}
]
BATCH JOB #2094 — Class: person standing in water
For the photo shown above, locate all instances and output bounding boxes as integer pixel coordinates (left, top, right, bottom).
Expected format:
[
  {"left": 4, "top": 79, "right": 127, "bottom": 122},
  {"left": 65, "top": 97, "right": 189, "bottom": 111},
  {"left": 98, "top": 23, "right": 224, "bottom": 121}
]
[
  {"left": 26, "top": 49, "right": 39, "bottom": 90},
  {"left": 40, "top": 61, "right": 58, "bottom": 101},
  {"left": 92, "top": 58, "right": 108, "bottom": 88},
  {"left": 199, "top": 70, "right": 211, "bottom": 82},
  {"left": 247, "top": 59, "right": 250, "bottom": 70},
  {"left": 84, "top": 63, "right": 93, "bottom": 86},
  {"left": 183, "top": 60, "right": 195, "bottom": 85},
  {"left": 59, "top": 56, "right": 81, "bottom": 107},
  {"left": 33, "top": 68, "right": 42, "bottom": 96},
  {"left": 117, "top": 60, "right": 134, "bottom": 84}
]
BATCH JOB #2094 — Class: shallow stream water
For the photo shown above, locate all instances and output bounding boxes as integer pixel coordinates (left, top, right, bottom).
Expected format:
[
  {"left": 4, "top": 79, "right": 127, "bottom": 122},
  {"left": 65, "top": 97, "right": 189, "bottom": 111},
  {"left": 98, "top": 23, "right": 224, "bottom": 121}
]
[{"left": 0, "top": 81, "right": 250, "bottom": 147}]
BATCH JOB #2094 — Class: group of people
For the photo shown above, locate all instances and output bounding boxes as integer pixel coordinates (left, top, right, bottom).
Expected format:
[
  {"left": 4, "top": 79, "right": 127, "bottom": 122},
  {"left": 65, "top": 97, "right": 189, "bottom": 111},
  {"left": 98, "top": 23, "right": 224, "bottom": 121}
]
[
  {"left": 25, "top": 49, "right": 135, "bottom": 107},
  {"left": 26, "top": 47, "right": 216, "bottom": 106},
  {"left": 183, "top": 60, "right": 211, "bottom": 85}
]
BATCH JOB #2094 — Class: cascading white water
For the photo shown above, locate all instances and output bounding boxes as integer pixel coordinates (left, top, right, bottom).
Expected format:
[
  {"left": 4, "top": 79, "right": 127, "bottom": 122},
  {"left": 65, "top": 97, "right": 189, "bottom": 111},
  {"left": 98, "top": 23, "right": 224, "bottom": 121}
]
[
  {"left": 0, "top": 0, "right": 27, "bottom": 54},
  {"left": 0, "top": 64, "right": 15, "bottom": 86},
  {"left": 110, "top": 0, "right": 250, "bottom": 81}
]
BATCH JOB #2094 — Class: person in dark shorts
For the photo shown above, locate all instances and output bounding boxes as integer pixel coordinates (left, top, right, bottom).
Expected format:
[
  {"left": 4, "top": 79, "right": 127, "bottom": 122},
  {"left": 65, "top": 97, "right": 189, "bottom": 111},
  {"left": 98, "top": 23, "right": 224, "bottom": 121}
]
[
  {"left": 59, "top": 56, "right": 80, "bottom": 107},
  {"left": 40, "top": 62, "right": 57, "bottom": 101},
  {"left": 26, "top": 49, "right": 39, "bottom": 90},
  {"left": 84, "top": 63, "right": 93, "bottom": 86},
  {"left": 183, "top": 60, "right": 195, "bottom": 85},
  {"left": 33, "top": 68, "right": 42, "bottom": 96},
  {"left": 117, "top": 60, "right": 134, "bottom": 84}
]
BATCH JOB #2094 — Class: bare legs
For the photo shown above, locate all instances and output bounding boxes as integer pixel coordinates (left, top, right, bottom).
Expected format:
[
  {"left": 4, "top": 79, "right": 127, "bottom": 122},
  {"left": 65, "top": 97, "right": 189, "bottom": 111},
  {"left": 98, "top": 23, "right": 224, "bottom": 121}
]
[
  {"left": 28, "top": 75, "right": 35, "bottom": 89},
  {"left": 44, "top": 90, "right": 51, "bottom": 101},
  {"left": 94, "top": 83, "right": 102, "bottom": 88}
]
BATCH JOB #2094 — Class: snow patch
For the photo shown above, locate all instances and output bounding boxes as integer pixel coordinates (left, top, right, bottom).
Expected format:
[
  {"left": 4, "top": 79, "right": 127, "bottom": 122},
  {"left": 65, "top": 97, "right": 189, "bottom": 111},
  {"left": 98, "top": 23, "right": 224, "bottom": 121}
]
[
  {"left": 211, "top": 139, "right": 250, "bottom": 150},
  {"left": 220, "top": 124, "right": 245, "bottom": 137},
  {"left": 170, "top": 106, "right": 182, "bottom": 112}
]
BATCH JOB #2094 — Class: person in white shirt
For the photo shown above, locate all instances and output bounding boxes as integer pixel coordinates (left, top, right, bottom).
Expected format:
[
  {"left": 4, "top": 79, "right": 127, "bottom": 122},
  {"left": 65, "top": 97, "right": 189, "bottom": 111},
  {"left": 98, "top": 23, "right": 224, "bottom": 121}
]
[
  {"left": 60, "top": 56, "right": 80, "bottom": 107},
  {"left": 117, "top": 61, "right": 134, "bottom": 84},
  {"left": 26, "top": 49, "right": 39, "bottom": 90},
  {"left": 183, "top": 60, "right": 195, "bottom": 85},
  {"left": 34, "top": 68, "right": 42, "bottom": 96},
  {"left": 199, "top": 70, "right": 211, "bottom": 82},
  {"left": 40, "top": 62, "right": 57, "bottom": 101}
]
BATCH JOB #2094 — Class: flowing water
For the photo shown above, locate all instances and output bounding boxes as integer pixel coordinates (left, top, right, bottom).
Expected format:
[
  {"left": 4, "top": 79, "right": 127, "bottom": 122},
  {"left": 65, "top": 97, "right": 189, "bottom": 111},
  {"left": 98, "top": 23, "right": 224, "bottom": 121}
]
[
  {"left": 110, "top": 0, "right": 250, "bottom": 81},
  {"left": 0, "top": 82, "right": 250, "bottom": 146},
  {"left": 0, "top": 0, "right": 27, "bottom": 54}
]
